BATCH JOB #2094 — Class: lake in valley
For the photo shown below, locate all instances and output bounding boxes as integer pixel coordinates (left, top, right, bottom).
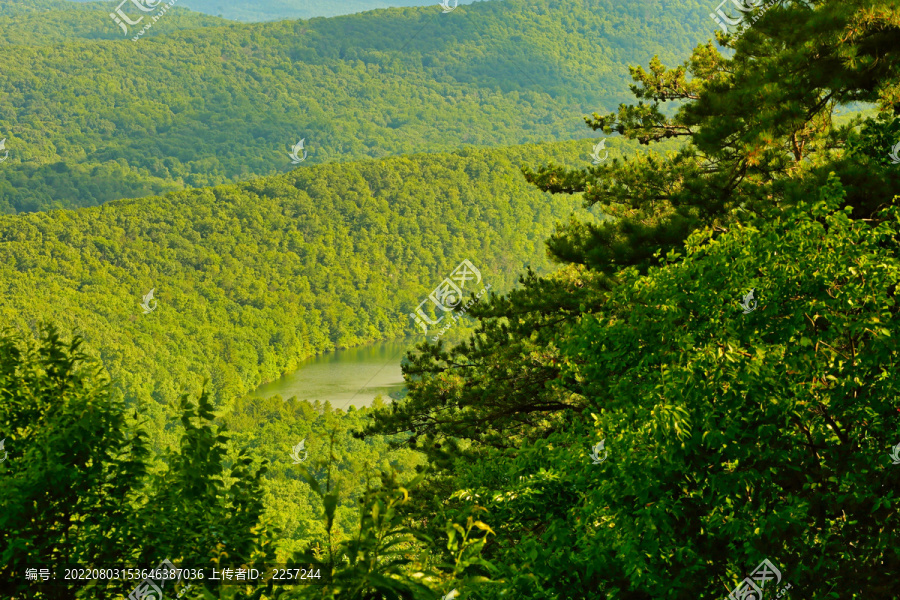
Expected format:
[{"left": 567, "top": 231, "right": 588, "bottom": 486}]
[{"left": 250, "top": 338, "right": 416, "bottom": 410}]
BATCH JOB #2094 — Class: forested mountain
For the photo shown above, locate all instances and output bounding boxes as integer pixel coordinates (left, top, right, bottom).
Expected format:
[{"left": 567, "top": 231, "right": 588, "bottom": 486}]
[
  {"left": 0, "top": 135, "right": 669, "bottom": 575},
  {"left": 0, "top": 0, "right": 710, "bottom": 214},
  {"left": 5, "top": 0, "right": 898, "bottom": 599},
  {"left": 0, "top": 136, "right": 674, "bottom": 434}
]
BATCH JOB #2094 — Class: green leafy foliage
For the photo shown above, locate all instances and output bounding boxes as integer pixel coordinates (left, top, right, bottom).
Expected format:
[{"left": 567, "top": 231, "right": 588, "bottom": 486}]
[
  {"left": 474, "top": 176, "right": 900, "bottom": 597},
  {"left": 0, "top": 327, "right": 276, "bottom": 600},
  {"left": 522, "top": 0, "right": 900, "bottom": 279},
  {"left": 362, "top": 1, "right": 900, "bottom": 598},
  {"left": 279, "top": 464, "right": 495, "bottom": 600},
  {"left": 222, "top": 395, "right": 427, "bottom": 562},
  {"left": 368, "top": 176, "right": 900, "bottom": 599}
]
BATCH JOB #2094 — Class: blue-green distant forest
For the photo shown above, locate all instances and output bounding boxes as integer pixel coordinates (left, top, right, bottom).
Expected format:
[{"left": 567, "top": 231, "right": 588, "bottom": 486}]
[
  {"left": 64, "top": 0, "right": 482, "bottom": 22},
  {"left": 1, "top": 1, "right": 900, "bottom": 599}
]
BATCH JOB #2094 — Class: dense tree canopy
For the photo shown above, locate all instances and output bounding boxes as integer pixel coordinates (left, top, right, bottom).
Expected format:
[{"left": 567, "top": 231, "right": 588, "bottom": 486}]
[
  {"left": 0, "top": 138, "right": 672, "bottom": 436},
  {"left": 4, "top": 0, "right": 900, "bottom": 598},
  {"left": 0, "top": 0, "right": 76, "bottom": 17},
  {"left": 371, "top": 177, "right": 900, "bottom": 598},
  {"left": 0, "top": 0, "right": 708, "bottom": 213},
  {"left": 360, "top": 0, "right": 900, "bottom": 598}
]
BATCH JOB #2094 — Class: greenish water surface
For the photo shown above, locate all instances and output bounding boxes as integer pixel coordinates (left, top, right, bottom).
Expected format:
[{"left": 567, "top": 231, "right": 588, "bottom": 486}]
[{"left": 251, "top": 338, "right": 415, "bottom": 410}]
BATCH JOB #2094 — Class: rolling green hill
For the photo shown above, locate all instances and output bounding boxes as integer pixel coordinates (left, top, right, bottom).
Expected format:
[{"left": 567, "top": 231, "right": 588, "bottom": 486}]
[
  {"left": 0, "top": 136, "right": 676, "bottom": 428},
  {"left": 0, "top": 0, "right": 712, "bottom": 214}
]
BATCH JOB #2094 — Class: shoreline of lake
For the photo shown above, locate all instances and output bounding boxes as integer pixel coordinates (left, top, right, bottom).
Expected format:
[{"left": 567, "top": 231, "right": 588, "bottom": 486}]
[
  {"left": 250, "top": 338, "right": 415, "bottom": 410},
  {"left": 249, "top": 325, "right": 480, "bottom": 410}
]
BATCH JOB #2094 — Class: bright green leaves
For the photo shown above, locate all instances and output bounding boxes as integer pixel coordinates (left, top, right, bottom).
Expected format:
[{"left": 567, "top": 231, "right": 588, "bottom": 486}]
[
  {"left": 650, "top": 404, "right": 692, "bottom": 442},
  {"left": 0, "top": 328, "right": 278, "bottom": 599},
  {"left": 390, "top": 171, "right": 900, "bottom": 597},
  {"left": 550, "top": 175, "right": 900, "bottom": 595},
  {"left": 847, "top": 114, "right": 900, "bottom": 167},
  {"left": 0, "top": 327, "right": 148, "bottom": 599}
]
